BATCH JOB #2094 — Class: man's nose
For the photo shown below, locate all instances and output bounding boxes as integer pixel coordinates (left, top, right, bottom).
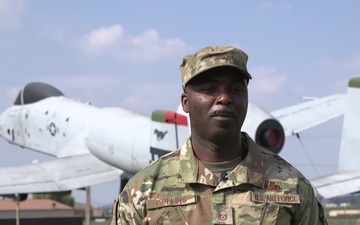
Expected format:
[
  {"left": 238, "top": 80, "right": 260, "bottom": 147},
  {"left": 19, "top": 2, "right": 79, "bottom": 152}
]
[{"left": 216, "top": 91, "right": 232, "bottom": 105}]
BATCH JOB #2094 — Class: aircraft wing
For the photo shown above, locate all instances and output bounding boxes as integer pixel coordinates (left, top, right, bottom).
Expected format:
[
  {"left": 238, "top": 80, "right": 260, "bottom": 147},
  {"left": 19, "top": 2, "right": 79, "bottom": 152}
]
[
  {"left": 311, "top": 171, "right": 360, "bottom": 199},
  {"left": 271, "top": 94, "right": 346, "bottom": 136},
  {"left": 0, "top": 153, "right": 122, "bottom": 194}
]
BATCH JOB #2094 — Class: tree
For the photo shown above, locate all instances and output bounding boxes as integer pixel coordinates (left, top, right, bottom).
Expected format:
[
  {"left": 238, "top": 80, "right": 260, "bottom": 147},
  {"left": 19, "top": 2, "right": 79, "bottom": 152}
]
[{"left": 33, "top": 191, "right": 74, "bottom": 207}]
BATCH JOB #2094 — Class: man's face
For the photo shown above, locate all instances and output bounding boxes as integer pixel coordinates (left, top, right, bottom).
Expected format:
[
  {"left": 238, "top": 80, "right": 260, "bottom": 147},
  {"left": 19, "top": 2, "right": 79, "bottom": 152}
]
[{"left": 181, "top": 66, "right": 248, "bottom": 140}]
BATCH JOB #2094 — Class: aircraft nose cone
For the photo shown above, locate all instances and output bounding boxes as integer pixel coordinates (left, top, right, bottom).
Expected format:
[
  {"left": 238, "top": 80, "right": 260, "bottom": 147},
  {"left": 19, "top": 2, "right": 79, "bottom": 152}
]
[
  {"left": 0, "top": 112, "right": 5, "bottom": 136},
  {"left": 0, "top": 108, "right": 13, "bottom": 139}
]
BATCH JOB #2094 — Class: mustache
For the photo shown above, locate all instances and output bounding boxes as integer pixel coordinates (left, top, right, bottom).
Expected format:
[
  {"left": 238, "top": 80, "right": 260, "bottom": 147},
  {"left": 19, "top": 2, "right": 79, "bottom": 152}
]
[{"left": 209, "top": 110, "right": 236, "bottom": 117}]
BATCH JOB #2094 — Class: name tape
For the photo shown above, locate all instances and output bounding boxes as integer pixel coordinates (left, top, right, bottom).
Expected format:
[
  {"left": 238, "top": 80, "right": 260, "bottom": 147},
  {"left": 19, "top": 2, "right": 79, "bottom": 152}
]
[{"left": 146, "top": 194, "right": 197, "bottom": 209}]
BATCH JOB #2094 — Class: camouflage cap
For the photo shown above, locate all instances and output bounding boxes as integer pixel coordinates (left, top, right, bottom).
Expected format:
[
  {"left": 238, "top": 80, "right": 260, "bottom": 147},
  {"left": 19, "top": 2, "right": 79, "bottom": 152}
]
[{"left": 180, "top": 45, "right": 252, "bottom": 88}]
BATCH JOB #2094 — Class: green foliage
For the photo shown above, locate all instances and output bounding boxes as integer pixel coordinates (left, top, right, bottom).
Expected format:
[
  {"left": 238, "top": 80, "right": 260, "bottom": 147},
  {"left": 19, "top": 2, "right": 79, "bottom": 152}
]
[
  {"left": 326, "top": 217, "right": 359, "bottom": 225},
  {"left": 33, "top": 191, "right": 74, "bottom": 207},
  {"left": 329, "top": 193, "right": 360, "bottom": 206}
]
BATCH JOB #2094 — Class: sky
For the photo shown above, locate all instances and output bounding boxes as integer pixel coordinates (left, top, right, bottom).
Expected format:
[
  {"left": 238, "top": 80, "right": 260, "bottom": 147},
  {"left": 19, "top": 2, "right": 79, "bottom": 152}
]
[{"left": 0, "top": 0, "right": 359, "bottom": 207}]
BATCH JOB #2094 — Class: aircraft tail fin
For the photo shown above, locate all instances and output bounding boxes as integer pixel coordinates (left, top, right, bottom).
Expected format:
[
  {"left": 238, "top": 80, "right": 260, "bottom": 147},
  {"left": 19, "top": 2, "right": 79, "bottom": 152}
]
[
  {"left": 338, "top": 77, "right": 360, "bottom": 172},
  {"left": 149, "top": 110, "right": 189, "bottom": 161}
]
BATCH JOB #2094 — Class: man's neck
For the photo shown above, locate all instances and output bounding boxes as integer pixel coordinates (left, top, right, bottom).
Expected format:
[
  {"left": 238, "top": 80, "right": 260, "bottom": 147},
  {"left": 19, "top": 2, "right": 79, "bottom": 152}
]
[{"left": 191, "top": 134, "right": 243, "bottom": 163}]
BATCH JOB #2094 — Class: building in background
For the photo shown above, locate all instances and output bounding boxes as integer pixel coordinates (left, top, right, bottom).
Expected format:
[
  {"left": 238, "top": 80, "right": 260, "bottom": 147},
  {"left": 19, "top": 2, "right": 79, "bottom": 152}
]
[{"left": 0, "top": 198, "right": 104, "bottom": 225}]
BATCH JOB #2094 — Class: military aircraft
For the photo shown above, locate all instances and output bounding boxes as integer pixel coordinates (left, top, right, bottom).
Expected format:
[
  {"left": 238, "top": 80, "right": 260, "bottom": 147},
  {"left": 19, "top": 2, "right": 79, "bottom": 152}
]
[
  {"left": 311, "top": 77, "right": 360, "bottom": 199},
  {"left": 0, "top": 81, "right": 346, "bottom": 198}
]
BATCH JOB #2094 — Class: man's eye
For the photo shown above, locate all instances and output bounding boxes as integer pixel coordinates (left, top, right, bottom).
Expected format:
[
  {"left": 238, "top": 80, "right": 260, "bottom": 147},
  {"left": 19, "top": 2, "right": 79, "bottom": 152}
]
[{"left": 231, "top": 86, "right": 245, "bottom": 93}]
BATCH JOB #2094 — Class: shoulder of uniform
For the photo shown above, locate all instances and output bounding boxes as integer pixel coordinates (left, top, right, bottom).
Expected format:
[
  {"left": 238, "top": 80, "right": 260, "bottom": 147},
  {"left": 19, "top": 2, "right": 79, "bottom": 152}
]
[
  {"left": 147, "top": 148, "right": 181, "bottom": 168},
  {"left": 244, "top": 133, "right": 302, "bottom": 174},
  {"left": 258, "top": 146, "right": 277, "bottom": 156},
  {"left": 124, "top": 149, "right": 181, "bottom": 188},
  {"left": 160, "top": 148, "right": 181, "bottom": 160},
  {"left": 265, "top": 153, "right": 314, "bottom": 189},
  {"left": 297, "top": 172, "right": 313, "bottom": 188},
  {"left": 257, "top": 148, "right": 308, "bottom": 183},
  {"left": 261, "top": 148, "right": 298, "bottom": 169}
]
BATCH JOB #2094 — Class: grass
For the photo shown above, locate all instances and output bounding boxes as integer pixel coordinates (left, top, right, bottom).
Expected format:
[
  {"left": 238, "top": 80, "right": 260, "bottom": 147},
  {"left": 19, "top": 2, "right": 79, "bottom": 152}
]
[
  {"left": 326, "top": 217, "right": 359, "bottom": 225},
  {"left": 87, "top": 214, "right": 360, "bottom": 224},
  {"left": 90, "top": 220, "right": 110, "bottom": 225}
]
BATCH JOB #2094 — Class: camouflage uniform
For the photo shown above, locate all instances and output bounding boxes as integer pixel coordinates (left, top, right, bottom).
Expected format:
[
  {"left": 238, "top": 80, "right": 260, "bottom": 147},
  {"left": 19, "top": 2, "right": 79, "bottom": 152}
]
[
  {"left": 111, "top": 134, "right": 327, "bottom": 225},
  {"left": 110, "top": 46, "right": 327, "bottom": 224}
]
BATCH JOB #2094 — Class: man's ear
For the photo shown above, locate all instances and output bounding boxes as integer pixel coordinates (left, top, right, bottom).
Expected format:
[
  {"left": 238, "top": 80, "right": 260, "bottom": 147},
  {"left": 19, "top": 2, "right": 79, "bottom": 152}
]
[{"left": 181, "top": 92, "right": 189, "bottom": 113}]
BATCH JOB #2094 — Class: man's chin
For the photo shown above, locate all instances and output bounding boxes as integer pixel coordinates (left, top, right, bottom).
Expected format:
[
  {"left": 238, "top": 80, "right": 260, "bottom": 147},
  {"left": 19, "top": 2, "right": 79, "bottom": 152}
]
[{"left": 211, "top": 127, "right": 240, "bottom": 139}]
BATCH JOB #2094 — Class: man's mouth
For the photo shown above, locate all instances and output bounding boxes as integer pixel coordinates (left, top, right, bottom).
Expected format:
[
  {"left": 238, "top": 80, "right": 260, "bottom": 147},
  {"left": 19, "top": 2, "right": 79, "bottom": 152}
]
[{"left": 210, "top": 111, "right": 236, "bottom": 118}]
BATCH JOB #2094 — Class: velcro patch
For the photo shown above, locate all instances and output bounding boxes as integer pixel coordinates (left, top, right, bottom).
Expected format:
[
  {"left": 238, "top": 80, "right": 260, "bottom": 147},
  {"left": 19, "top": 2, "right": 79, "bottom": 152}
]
[
  {"left": 266, "top": 180, "right": 282, "bottom": 192},
  {"left": 251, "top": 192, "right": 300, "bottom": 204},
  {"left": 146, "top": 194, "right": 197, "bottom": 209},
  {"left": 213, "top": 207, "right": 233, "bottom": 224}
]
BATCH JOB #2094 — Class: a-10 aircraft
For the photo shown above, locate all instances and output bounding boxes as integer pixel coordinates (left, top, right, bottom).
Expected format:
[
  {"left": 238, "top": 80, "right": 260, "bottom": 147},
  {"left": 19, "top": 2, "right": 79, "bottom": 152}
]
[
  {"left": 311, "top": 77, "right": 360, "bottom": 200},
  {"left": 0, "top": 81, "right": 346, "bottom": 199}
]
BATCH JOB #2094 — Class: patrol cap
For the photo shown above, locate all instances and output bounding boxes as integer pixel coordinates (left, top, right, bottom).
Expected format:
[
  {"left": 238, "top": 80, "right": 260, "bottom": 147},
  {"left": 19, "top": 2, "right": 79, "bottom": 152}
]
[{"left": 180, "top": 45, "right": 252, "bottom": 88}]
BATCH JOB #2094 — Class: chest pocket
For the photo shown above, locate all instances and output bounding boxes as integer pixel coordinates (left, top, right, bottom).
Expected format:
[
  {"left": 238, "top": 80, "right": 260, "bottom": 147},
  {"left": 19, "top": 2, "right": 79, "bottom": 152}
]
[
  {"left": 144, "top": 195, "right": 197, "bottom": 225},
  {"left": 145, "top": 207, "right": 187, "bottom": 225},
  {"left": 227, "top": 191, "right": 298, "bottom": 225}
]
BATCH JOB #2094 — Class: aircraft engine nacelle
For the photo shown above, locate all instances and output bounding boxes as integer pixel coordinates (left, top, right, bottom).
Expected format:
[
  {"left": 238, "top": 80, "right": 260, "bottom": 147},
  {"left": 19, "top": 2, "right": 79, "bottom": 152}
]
[{"left": 243, "top": 104, "right": 285, "bottom": 154}]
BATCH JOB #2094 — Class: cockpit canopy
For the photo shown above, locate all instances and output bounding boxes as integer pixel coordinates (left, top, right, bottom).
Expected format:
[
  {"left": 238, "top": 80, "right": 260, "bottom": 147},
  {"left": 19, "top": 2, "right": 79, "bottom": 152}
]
[{"left": 14, "top": 82, "right": 64, "bottom": 105}]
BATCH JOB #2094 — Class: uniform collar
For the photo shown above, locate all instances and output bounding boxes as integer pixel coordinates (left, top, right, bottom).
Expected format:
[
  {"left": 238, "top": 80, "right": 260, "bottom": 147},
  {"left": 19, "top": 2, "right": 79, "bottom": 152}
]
[
  {"left": 227, "top": 133, "right": 265, "bottom": 188},
  {"left": 178, "top": 133, "right": 265, "bottom": 189}
]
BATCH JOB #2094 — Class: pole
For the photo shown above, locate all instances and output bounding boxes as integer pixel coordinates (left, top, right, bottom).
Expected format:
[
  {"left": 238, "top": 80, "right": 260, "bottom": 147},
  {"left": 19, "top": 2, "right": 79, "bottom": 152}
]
[
  {"left": 15, "top": 194, "right": 20, "bottom": 225},
  {"left": 85, "top": 186, "right": 91, "bottom": 225}
]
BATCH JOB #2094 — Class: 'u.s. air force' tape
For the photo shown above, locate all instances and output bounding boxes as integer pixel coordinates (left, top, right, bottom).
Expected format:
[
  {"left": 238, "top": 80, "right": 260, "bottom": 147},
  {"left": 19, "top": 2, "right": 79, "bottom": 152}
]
[{"left": 251, "top": 192, "right": 300, "bottom": 204}]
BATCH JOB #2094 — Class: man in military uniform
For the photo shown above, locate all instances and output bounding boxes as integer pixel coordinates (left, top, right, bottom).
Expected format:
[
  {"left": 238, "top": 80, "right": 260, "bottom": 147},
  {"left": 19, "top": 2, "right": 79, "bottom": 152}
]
[{"left": 111, "top": 45, "right": 327, "bottom": 224}]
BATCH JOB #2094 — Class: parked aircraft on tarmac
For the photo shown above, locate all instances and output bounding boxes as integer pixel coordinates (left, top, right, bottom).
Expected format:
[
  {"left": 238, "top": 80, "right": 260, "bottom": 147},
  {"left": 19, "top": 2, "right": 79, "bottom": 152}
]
[
  {"left": 311, "top": 77, "right": 360, "bottom": 199},
  {"left": 0, "top": 81, "right": 346, "bottom": 198}
]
